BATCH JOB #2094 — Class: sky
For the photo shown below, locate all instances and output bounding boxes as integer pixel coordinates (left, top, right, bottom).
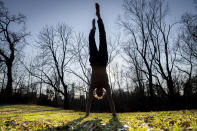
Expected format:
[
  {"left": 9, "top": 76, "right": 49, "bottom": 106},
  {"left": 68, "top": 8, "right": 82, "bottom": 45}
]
[
  {"left": 1, "top": 0, "right": 196, "bottom": 56},
  {"left": 3, "top": 0, "right": 122, "bottom": 37}
]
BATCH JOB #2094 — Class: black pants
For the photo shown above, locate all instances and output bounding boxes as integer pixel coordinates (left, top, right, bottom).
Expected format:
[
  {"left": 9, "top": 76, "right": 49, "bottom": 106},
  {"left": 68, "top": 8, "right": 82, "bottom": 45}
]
[{"left": 89, "top": 18, "right": 108, "bottom": 66}]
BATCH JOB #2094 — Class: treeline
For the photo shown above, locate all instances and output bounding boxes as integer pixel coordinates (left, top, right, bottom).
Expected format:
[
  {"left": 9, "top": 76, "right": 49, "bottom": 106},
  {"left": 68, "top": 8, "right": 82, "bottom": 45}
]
[{"left": 0, "top": 0, "right": 197, "bottom": 112}]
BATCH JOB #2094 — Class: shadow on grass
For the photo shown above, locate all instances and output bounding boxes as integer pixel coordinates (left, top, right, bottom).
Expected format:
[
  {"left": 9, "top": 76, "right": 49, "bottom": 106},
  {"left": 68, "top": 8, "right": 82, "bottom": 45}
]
[{"left": 38, "top": 116, "right": 124, "bottom": 131}]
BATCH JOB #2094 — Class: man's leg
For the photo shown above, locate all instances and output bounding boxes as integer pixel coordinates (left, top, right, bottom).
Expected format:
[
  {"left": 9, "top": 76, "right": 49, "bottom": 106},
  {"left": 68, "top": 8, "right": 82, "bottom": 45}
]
[
  {"left": 105, "top": 84, "right": 116, "bottom": 117},
  {"left": 95, "top": 3, "right": 108, "bottom": 65},
  {"left": 85, "top": 86, "right": 94, "bottom": 116},
  {"left": 89, "top": 19, "right": 99, "bottom": 66}
]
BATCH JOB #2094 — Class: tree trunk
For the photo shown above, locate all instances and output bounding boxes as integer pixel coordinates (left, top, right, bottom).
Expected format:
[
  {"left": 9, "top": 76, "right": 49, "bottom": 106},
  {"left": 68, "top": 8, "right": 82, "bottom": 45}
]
[
  {"left": 148, "top": 72, "right": 154, "bottom": 98},
  {"left": 63, "top": 85, "right": 68, "bottom": 109},
  {"left": 148, "top": 72, "right": 155, "bottom": 110},
  {"left": 167, "top": 78, "right": 175, "bottom": 105},
  {"left": 5, "top": 63, "right": 13, "bottom": 103},
  {"left": 39, "top": 72, "right": 42, "bottom": 99}
]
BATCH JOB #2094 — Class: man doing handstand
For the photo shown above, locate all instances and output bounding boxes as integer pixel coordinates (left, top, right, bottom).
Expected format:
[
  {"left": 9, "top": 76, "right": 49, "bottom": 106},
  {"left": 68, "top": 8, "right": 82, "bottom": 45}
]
[{"left": 85, "top": 3, "right": 116, "bottom": 117}]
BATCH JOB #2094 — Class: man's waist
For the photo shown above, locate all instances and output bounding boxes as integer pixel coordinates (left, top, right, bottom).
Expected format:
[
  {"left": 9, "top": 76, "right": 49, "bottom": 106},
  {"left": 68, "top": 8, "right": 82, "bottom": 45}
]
[{"left": 91, "top": 65, "right": 106, "bottom": 70}]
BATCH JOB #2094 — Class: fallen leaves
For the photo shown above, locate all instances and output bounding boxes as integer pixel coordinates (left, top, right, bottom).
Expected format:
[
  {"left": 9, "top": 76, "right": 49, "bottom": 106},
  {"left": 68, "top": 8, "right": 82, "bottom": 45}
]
[{"left": 0, "top": 105, "right": 197, "bottom": 130}]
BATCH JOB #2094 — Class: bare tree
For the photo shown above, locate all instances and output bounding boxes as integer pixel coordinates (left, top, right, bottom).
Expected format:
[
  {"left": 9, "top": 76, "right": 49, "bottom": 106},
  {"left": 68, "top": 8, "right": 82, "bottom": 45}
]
[
  {"left": 106, "top": 34, "right": 121, "bottom": 92},
  {"left": 181, "top": 12, "right": 197, "bottom": 59},
  {"left": 176, "top": 0, "right": 197, "bottom": 99},
  {"left": 122, "top": 44, "right": 145, "bottom": 96},
  {"left": 0, "top": 63, "right": 6, "bottom": 91},
  {"left": 147, "top": 0, "right": 177, "bottom": 102},
  {"left": 0, "top": 1, "right": 27, "bottom": 99},
  {"left": 121, "top": 0, "right": 160, "bottom": 98},
  {"left": 176, "top": 34, "right": 196, "bottom": 97},
  {"left": 121, "top": 0, "right": 178, "bottom": 103},
  {"left": 26, "top": 23, "right": 73, "bottom": 109},
  {"left": 68, "top": 33, "right": 91, "bottom": 94}
]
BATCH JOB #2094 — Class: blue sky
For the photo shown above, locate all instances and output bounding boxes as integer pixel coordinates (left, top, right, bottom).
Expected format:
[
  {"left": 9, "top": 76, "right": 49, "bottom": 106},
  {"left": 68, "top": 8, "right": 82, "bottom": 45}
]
[
  {"left": 3, "top": 0, "right": 196, "bottom": 36},
  {"left": 2, "top": 0, "right": 196, "bottom": 57},
  {"left": 3, "top": 0, "right": 123, "bottom": 37}
]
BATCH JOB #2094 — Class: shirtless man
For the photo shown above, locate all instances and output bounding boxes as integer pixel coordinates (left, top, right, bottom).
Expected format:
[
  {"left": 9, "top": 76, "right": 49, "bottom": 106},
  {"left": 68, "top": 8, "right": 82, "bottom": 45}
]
[{"left": 85, "top": 3, "right": 116, "bottom": 117}]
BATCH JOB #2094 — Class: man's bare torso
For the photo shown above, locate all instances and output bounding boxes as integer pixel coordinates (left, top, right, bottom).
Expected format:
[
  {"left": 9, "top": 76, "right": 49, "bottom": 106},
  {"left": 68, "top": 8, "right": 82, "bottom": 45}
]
[{"left": 91, "top": 66, "right": 109, "bottom": 89}]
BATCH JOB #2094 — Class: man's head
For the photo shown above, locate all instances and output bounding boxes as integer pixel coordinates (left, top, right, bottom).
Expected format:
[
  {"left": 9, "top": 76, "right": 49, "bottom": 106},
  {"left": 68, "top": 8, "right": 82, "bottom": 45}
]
[{"left": 94, "top": 88, "right": 105, "bottom": 100}]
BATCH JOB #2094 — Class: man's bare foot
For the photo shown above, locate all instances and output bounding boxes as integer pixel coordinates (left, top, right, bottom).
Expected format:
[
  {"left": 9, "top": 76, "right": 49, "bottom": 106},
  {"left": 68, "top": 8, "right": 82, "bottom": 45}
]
[
  {"left": 92, "top": 19, "right": 96, "bottom": 30},
  {"left": 95, "top": 3, "right": 101, "bottom": 18}
]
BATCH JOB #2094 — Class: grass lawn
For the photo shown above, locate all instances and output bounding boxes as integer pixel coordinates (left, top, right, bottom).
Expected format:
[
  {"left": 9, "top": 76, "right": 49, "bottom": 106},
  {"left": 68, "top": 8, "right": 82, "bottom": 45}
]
[{"left": 0, "top": 105, "right": 196, "bottom": 130}]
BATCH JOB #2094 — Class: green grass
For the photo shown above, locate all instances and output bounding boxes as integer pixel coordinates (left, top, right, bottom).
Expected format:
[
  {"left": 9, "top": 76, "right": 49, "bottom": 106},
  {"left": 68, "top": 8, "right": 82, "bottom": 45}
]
[{"left": 0, "top": 105, "right": 196, "bottom": 130}]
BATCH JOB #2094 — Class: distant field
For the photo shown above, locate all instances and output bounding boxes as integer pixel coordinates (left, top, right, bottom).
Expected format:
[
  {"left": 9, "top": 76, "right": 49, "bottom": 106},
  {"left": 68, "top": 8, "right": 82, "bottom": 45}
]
[{"left": 0, "top": 105, "right": 196, "bottom": 130}]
